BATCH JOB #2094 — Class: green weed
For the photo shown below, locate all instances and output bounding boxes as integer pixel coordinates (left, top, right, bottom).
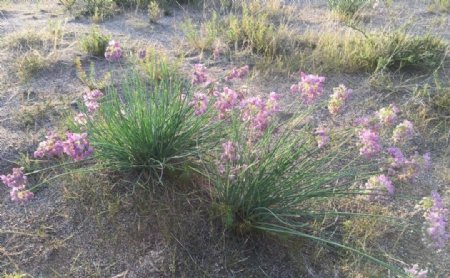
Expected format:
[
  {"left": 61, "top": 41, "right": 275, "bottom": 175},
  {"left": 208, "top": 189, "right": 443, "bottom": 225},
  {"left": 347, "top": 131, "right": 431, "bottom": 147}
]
[
  {"left": 74, "top": 57, "right": 111, "bottom": 90},
  {"left": 327, "top": 0, "right": 371, "bottom": 18},
  {"left": 429, "top": 0, "right": 450, "bottom": 12},
  {"left": 79, "top": 51, "right": 218, "bottom": 179},
  {"left": 301, "top": 29, "right": 447, "bottom": 73},
  {"left": 80, "top": 26, "right": 110, "bottom": 57},
  {"left": 148, "top": 1, "right": 162, "bottom": 23},
  {"left": 16, "top": 50, "right": 49, "bottom": 80}
]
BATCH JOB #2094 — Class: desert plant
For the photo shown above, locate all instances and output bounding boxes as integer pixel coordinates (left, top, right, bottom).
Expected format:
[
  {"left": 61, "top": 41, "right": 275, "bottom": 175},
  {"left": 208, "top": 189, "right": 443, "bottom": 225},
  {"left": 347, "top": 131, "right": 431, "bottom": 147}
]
[
  {"left": 79, "top": 51, "right": 218, "bottom": 178},
  {"left": 375, "top": 32, "right": 448, "bottom": 71},
  {"left": 16, "top": 50, "right": 48, "bottom": 80},
  {"left": 328, "top": 0, "right": 371, "bottom": 18},
  {"left": 80, "top": 26, "right": 110, "bottom": 57},
  {"left": 59, "top": 0, "right": 77, "bottom": 11},
  {"left": 74, "top": 57, "right": 111, "bottom": 90},
  {"left": 186, "top": 68, "right": 441, "bottom": 275},
  {"left": 148, "top": 1, "right": 162, "bottom": 23},
  {"left": 429, "top": 0, "right": 450, "bottom": 12},
  {"left": 82, "top": 0, "right": 117, "bottom": 20},
  {"left": 301, "top": 28, "right": 448, "bottom": 73}
]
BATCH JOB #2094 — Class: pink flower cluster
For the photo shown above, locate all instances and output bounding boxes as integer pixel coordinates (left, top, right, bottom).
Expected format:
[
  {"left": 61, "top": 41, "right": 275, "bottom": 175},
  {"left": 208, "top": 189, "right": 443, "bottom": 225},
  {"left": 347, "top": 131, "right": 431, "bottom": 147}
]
[
  {"left": 385, "top": 146, "right": 431, "bottom": 183},
  {"left": 226, "top": 65, "right": 250, "bottom": 81},
  {"left": 220, "top": 140, "right": 239, "bottom": 163},
  {"left": 328, "top": 84, "right": 352, "bottom": 116},
  {"left": 358, "top": 129, "right": 381, "bottom": 158},
  {"left": 392, "top": 120, "right": 414, "bottom": 143},
  {"left": 217, "top": 141, "right": 249, "bottom": 181},
  {"left": 290, "top": 72, "right": 326, "bottom": 105},
  {"left": 240, "top": 92, "right": 280, "bottom": 136},
  {"left": 214, "top": 87, "right": 240, "bottom": 119},
  {"left": 189, "top": 92, "right": 209, "bottom": 116},
  {"left": 363, "top": 174, "right": 395, "bottom": 200},
  {"left": 34, "top": 131, "right": 64, "bottom": 158},
  {"left": 105, "top": 40, "right": 122, "bottom": 62},
  {"left": 1, "top": 167, "right": 34, "bottom": 203},
  {"left": 315, "top": 126, "right": 330, "bottom": 148},
  {"left": 63, "top": 133, "right": 94, "bottom": 161},
  {"left": 192, "top": 64, "right": 210, "bottom": 85},
  {"left": 353, "top": 115, "right": 380, "bottom": 131},
  {"left": 404, "top": 264, "right": 428, "bottom": 278},
  {"left": 376, "top": 104, "right": 400, "bottom": 126},
  {"left": 423, "top": 191, "right": 449, "bottom": 249},
  {"left": 83, "top": 89, "right": 104, "bottom": 113},
  {"left": 34, "top": 132, "right": 93, "bottom": 162}
]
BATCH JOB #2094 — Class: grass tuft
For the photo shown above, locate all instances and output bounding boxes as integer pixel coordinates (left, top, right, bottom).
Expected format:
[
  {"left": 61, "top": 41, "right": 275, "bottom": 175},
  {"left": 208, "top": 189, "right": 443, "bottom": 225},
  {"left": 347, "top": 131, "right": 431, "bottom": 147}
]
[
  {"left": 80, "top": 26, "right": 111, "bottom": 57},
  {"left": 77, "top": 51, "right": 218, "bottom": 180}
]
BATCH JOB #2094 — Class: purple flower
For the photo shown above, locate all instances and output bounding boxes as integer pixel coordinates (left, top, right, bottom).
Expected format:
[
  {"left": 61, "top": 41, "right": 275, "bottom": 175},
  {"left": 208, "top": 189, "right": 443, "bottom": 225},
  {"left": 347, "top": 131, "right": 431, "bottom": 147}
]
[
  {"left": 423, "top": 152, "right": 431, "bottom": 170},
  {"left": 410, "top": 152, "right": 432, "bottom": 171},
  {"left": 240, "top": 93, "right": 280, "bottom": 137},
  {"left": 63, "top": 132, "right": 94, "bottom": 161},
  {"left": 423, "top": 191, "right": 449, "bottom": 249},
  {"left": 358, "top": 129, "right": 381, "bottom": 159},
  {"left": 266, "top": 92, "right": 281, "bottom": 114},
  {"left": 1, "top": 167, "right": 27, "bottom": 189},
  {"left": 1, "top": 167, "right": 34, "bottom": 203},
  {"left": 328, "top": 84, "right": 352, "bottom": 116},
  {"left": 392, "top": 120, "right": 414, "bottom": 143},
  {"left": 379, "top": 174, "right": 395, "bottom": 195},
  {"left": 214, "top": 87, "right": 240, "bottom": 119},
  {"left": 10, "top": 187, "right": 34, "bottom": 203},
  {"left": 220, "top": 141, "right": 239, "bottom": 163},
  {"left": 291, "top": 72, "right": 326, "bottom": 105},
  {"left": 363, "top": 174, "right": 395, "bottom": 200},
  {"left": 353, "top": 116, "right": 380, "bottom": 131},
  {"left": 376, "top": 104, "right": 400, "bottom": 126},
  {"left": 189, "top": 92, "right": 209, "bottom": 116},
  {"left": 192, "top": 64, "right": 210, "bottom": 85},
  {"left": 34, "top": 131, "right": 64, "bottom": 159},
  {"left": 226, "top": 65, "right": 250, "bottom": 81},
  {"left": 404, "top": 264, "right": 428, "bottom": 278},
  {"left": 83, "top": 89, "right": 104, "bottom": 113},
  {"left": 241, "top": 96, "right": 265, "bottom": 122},
  {"left": 387, "top": 147, "right": 405, "bottom": 167},
  {"left": 105, "top": 40, "right": 122, "bottom": 62},
  {"left": 138, "top": 49, "right": 146, "bottom": 60},
  {"left": 315, "top": 126, "right": 330, "bottom": 148}
]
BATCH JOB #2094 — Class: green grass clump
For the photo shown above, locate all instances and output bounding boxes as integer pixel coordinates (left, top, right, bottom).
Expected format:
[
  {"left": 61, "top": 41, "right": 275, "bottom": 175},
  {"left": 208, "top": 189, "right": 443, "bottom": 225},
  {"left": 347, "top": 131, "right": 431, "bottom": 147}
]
[
  {"left": 17, "top": 50, "right": 49, "bottom": 80},
  {"left": 327, "top": 0, "right": 370, "bottom": 18},
  {"left": 80, "top": 26, "right": 110, "bottom": 57},
  {"left": 429, "top": 0, "right": 450, "bottom": 12},
  {"left": 376, "top": 32, "right": 448, "bottom": 71},
  {"left": 205, "top": 100, "right": 407, "bottom": 275},
  {"left": 302, "top": 29, "right": 448, "bottom": 73},
  {"left": 81, "top": 51, "right": 217, "bottom": 178},
  {"left": 182, "top": 3, "right": 293, "bottom": 69}
]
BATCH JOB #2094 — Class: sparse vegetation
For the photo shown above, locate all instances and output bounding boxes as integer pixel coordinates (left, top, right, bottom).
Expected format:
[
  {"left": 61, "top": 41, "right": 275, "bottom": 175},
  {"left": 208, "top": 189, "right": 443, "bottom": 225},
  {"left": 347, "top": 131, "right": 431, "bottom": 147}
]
[
  {"left": 328, "top": 0, "right": 371, "bottom": 18},
  {"left": 301, "top": 29, "right": 448, "bottom": 73},
  {"left": 76, "top": 52, "right": 217, "bottom": 177},
  {"left": 16, "top": 50, "right": 49, "bottom": 80},
  {"left": 80, "top": 26, "right": 110, "bottom": 57},
  {"left": 1, "top": 1, "right": 449, "bottom": 277},
  {"left": 148, "top": 1, "right": 162, "bottom": 23},
  {"left": 429, "top": 0, "right": 450, "bottom": 12}
]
